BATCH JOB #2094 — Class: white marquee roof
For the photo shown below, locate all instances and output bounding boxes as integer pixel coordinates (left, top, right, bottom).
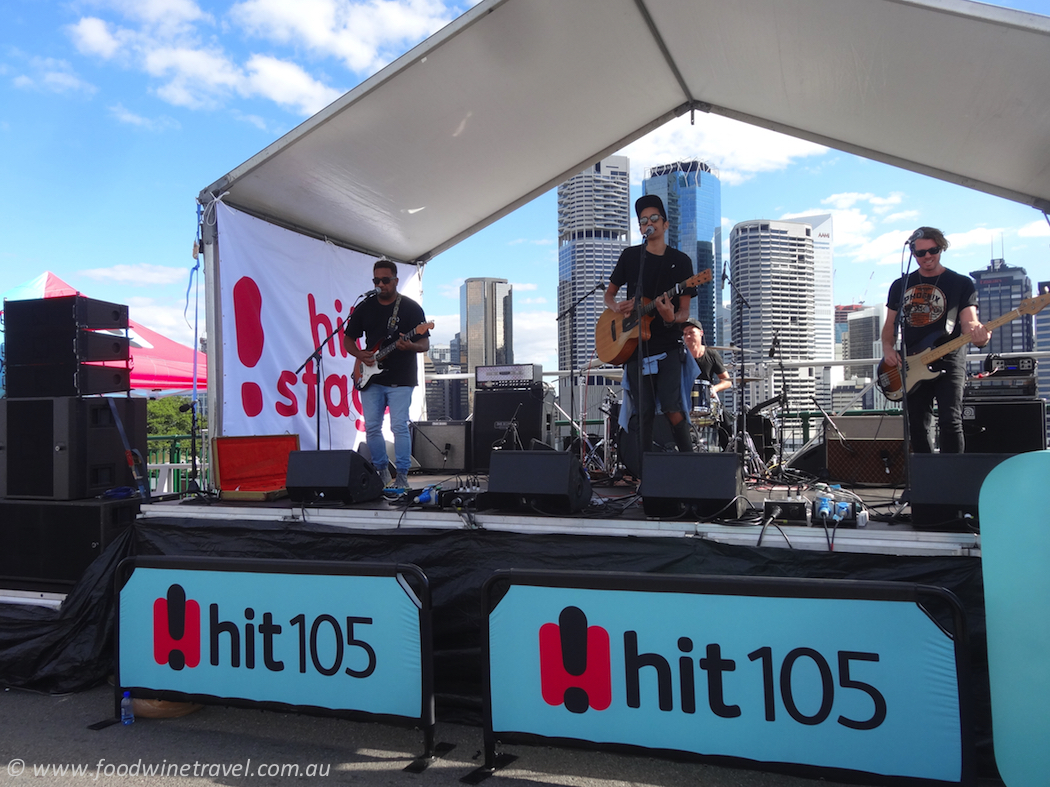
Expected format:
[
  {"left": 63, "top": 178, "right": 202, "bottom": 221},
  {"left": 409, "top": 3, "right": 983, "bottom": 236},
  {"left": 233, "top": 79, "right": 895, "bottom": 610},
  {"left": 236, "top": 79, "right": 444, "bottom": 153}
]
[{"left": 199, "top": 0, "right": 1050, "bottom": 263}]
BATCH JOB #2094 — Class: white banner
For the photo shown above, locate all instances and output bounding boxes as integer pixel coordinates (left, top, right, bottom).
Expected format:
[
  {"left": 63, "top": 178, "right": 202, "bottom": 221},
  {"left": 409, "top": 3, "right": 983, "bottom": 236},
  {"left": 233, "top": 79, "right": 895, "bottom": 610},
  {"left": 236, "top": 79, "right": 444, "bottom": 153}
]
[{"left": 216, "top": 203, "right": 425, "bottom": 449}]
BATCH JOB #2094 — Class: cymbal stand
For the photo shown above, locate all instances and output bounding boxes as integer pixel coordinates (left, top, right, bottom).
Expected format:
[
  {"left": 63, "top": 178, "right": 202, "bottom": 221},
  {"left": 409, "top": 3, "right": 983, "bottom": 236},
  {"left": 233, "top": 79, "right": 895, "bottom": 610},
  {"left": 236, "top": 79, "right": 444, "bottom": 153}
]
[{"left": 724, "top": 267, "right": 764, "bottom": 476}]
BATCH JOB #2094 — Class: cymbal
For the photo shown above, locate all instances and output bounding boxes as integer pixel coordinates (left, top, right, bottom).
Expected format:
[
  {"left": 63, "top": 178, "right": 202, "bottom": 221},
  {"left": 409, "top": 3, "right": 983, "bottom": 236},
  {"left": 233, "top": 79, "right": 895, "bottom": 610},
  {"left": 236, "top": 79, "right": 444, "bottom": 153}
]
[
  {"left": 735, "top": 377, "right": 763, "bottom": 383},
  {"left": 710, "top": 345, "right": 762, "bottom": 354}
]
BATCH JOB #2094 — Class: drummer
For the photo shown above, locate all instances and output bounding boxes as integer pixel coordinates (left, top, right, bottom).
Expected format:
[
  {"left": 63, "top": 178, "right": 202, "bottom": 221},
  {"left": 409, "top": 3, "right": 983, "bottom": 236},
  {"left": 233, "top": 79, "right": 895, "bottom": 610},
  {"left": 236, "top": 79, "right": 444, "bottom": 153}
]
[{"left": 682, "top": 319, "right": 732, "bottom": 397}]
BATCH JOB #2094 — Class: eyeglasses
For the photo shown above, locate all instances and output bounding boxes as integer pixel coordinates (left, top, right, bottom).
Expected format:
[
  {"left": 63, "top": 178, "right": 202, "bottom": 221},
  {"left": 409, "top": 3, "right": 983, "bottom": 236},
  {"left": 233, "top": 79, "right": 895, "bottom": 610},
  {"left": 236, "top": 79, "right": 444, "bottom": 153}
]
[
  {"left": 913, "top": 247, "right": 940, "bottom": 258},
  {"left": 638, "top": 214, "right": 662, "bottom": 226},
  {"left": 372, "top": 276, "right": 395, "bottom": 285}
]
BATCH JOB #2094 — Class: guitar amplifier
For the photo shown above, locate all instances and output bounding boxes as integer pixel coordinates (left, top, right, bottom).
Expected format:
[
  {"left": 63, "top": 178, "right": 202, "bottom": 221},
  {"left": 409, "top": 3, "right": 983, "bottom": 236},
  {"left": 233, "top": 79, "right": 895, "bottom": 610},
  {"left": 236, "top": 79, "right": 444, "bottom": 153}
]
[{"left": 825, "top": 415, "right": 906, "bottom": 486}]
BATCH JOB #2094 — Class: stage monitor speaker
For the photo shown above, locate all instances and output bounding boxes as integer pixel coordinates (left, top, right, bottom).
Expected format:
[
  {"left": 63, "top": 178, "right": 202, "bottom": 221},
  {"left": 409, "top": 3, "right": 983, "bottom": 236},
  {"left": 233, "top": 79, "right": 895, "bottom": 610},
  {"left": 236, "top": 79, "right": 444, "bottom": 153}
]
[
  {"left": 485, "top": 450, "right": 591, "bottom": 514},
  {"left": 0, "top": 397, "right": 146, "bottom": 500},
  {"left": 286, "top": 450, "right": 383, "bottom": 505},
  {"left": 472, "top": 387, "right": 545, "bottom": 471},
  {"left": 640, "top": 452, "right": 744, "bottom": 519},
  {"left": 745, "top": 415, "right": 775, "bottom": 462},
  {"left": 825, "top": 414, "right": 906, "bottom": 486},
  {"left": 412, "top": 421, "right": 472, "bottom": 472},
  {"left": 5, "top": 362, "right": 131, "bottom": 398},
  {"left": 910, "top": 453, "right": 1012, "bottom": 530},
  {"left": 962, "top": 399, "right": 1046, "bottom": 454}
]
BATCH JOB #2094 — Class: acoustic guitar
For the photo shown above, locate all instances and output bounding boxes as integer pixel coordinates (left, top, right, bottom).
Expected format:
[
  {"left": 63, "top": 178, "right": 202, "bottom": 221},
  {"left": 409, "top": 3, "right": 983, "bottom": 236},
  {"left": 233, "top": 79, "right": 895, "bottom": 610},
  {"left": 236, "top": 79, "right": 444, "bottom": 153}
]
[
  {"left": 876, "top": 292, "right": 1050, "bottom": 401},
  {"left": 594, "top": 270, "right": 712, "bottom": 364},
  {"left": 352, "top": 321, "right": 434, "bottom": 391}
]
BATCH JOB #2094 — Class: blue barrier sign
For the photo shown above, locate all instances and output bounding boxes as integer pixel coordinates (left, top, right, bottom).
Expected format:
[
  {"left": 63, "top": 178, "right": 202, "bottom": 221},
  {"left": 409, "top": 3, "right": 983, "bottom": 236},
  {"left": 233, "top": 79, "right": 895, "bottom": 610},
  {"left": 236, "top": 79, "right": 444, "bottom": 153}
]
[
  {"left": 483, "top": 571, "right": 971, "bottom": 785},
  {"left": 118, "top": 557, "right": 431, "bottom": 724}
]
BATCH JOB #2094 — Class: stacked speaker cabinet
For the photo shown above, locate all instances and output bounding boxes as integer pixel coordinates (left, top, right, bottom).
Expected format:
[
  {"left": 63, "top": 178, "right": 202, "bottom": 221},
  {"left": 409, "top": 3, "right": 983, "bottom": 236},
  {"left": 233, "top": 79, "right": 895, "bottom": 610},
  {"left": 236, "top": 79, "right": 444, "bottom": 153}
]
[
  {"left": 0, "top": 396, "right": 147, "bottom": 500},
  {"left": 4, "top": 295, "right": 131, "bottom": 397},
  {"left": 962, "top": 399, "right": 1046, "bottom": 454},
  {"left": 472, "top": 386, "right": 546, "bottom": 471}
]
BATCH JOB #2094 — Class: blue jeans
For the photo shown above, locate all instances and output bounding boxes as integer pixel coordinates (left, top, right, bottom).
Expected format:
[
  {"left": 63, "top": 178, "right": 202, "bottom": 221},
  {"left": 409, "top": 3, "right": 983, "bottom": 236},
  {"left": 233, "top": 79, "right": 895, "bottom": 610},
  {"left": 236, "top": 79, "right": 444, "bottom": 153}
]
[{"left": 360, "top": 384, "right": 414, "bottom": 475}]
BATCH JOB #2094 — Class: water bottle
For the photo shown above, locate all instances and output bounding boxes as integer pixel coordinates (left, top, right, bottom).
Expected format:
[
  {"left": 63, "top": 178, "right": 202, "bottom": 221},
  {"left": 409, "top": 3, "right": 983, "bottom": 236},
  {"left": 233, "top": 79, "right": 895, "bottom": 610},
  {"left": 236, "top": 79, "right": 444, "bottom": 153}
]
[{"left": 120, "top": 691, "right": 135, "bottom": 725}]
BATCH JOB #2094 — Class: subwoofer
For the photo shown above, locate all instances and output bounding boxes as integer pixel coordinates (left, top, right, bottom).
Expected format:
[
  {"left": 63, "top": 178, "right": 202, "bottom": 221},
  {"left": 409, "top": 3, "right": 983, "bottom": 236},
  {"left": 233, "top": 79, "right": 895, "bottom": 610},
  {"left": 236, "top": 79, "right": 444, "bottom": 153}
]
[
  {"left": 0, "top": 397, "right": 146, "bottom": 500},
  {"left": 472, "top": 387, "right": 545, "bottom": 471},
  {"left": 285, "top": 450, "right": 384, "bottom": 504},
  {"left": 640, "top": 452, "right": 744, "bottom": 519},
  {"left": 910, "top": 453, "right": 1012, "bottom": 530},
  {"left": 485, "top": 451, "right": 591, "bottom": 513}
]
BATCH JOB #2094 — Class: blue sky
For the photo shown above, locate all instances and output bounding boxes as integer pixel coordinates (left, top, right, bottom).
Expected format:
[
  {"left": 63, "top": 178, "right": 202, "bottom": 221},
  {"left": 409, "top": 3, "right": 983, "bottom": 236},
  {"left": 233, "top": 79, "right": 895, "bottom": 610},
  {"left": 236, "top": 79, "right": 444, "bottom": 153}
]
[{"left": 3, "top": 0, "right": 1049, "bottom": 375}]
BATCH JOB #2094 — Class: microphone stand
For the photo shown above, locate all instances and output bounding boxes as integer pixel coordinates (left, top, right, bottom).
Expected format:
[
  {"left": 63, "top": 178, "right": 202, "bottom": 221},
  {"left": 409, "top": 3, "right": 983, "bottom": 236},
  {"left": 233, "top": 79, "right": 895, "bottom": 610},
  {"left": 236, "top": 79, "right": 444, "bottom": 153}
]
[
  {"left": 295, "top": 319, "right": 346, "bottom": 451},
  {"left": 769, "top": 330, "right": 790, "bottom": 477},
  {"left": 179, "top": 399, "right": 201, "bottom": 493},
  {"left": 557, "top": 278, "right": 605, "bottom": 451},
  {"left": 724, "top": 266, "right": 753, "bottom": 470},
  {"left": 892, "top": 264, "right": 916, "bottom": 512}
]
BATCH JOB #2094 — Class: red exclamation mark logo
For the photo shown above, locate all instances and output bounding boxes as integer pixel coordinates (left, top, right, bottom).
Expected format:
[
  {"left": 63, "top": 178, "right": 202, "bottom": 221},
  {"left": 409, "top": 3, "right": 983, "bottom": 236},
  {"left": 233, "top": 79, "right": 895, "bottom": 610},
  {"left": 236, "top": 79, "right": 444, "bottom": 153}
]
[{"left": 233, "top": 276, "right": 264, "bottom": 417}]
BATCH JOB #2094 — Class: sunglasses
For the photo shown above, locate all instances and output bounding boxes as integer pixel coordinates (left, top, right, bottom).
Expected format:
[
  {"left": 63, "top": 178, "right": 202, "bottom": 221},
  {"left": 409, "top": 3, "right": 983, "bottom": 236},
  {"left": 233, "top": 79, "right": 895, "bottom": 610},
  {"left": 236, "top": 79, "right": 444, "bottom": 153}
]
[
  {"left": 913, "top": 247, "right": 940, "bottom": 258},
  {"left": 638, "top": 214, "right": 663, "bottom": 226},
  {"left": 372, "top": 276, "right": 395, "bottom": 285}
]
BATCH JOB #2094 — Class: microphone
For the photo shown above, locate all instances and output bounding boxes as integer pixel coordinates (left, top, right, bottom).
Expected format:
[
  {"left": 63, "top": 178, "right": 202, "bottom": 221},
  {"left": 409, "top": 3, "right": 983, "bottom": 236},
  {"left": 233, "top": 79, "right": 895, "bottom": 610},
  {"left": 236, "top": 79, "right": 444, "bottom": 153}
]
[
  {"left": 721, "top": 263, "right": 728, "bottom": 286},
  {"left": 768, "top": 330, "right": 780, "bottom": 359},
  {"left": 178, "top": 401, "right": 194, "bottom": 413},
  {"left": 641, "top": 226, "right": 654, "bottom": 242},
  {"left": 907, "top": 228, "right": 924, "bottom": 245},
  {"left": 362, "top": 287, "right": 380, "bottom": 298}
]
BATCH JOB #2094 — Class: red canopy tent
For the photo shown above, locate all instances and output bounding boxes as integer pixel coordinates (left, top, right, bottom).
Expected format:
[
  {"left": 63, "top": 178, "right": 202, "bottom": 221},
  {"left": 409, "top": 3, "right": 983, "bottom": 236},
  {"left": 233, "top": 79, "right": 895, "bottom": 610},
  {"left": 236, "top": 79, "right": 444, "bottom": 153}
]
[{"left": 1, "top": 272, "right": 207, "bottom": 394}]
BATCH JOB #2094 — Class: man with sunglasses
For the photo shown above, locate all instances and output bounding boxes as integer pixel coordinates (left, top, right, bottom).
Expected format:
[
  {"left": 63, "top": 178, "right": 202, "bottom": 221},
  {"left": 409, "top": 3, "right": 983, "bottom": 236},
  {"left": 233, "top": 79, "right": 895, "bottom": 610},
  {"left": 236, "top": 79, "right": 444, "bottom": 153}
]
[
  {"left": 604, "top": 195, "right": 696, "bottom": 467},
  {"left": 344, "top": 259, "right": 430, "bottom": 488},
  {"left": 881, "top": 227, "right": 990, "bottom": 453}
]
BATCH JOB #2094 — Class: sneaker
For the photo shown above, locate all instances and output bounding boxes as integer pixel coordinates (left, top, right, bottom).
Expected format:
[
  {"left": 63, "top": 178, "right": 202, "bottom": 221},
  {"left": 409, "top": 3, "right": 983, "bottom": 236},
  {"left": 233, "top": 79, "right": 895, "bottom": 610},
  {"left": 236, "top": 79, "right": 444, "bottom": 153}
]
[
  {"left": 378, "top": 467, "right": 392, "bottom": 488},
  {"left": 394, "top": 472, "right": 410, "bottom": 490}
]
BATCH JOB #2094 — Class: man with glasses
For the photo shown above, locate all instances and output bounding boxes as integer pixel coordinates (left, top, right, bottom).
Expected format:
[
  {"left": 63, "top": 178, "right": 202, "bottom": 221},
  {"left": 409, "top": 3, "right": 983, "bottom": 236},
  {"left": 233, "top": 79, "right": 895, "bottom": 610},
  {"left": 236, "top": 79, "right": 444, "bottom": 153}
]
[
  {"left": 604, "top": 195, "right": 696, "bottom": 466},
  {"left": 344, "top": 259, "right": 430, "bottom": 488},
  {"left": 881, "top": 227, "right": 989, "bottom": 452}
]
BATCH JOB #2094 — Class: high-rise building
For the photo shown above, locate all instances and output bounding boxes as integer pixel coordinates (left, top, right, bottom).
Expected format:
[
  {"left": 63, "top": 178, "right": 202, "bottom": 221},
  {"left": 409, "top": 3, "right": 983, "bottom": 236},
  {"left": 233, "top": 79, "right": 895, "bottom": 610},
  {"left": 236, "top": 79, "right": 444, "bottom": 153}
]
[
  {"left": 783, "top": 214, "right": 834, "bottom": 405},
  {"left": 557, "top": 156, "right": 630, "bottom": 373},
  {"left": 642, "top": 161, "right": 723, "bottom": 345},
  {"left": 729, "top": 219, "right": 817, "bottom": 410},
  {"left": 971, "top": 258, "right": 1033, "bottom": 355},
  {"left": 841, "top": 305, "right": 896, "bottom": 411},
  {"left": 460, "top": 278, "right": 513, "bottom": 412}
]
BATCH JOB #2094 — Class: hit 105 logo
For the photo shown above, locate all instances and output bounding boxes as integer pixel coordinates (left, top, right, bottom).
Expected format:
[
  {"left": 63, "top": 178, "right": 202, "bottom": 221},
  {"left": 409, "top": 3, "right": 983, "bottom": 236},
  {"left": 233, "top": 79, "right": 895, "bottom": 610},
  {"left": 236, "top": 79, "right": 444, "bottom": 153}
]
[
  {"left": 152, "top": 584, "right": 376, "bottom": 677},
  {"left": 539, "top": 605, "right": 888, "bottom": 729}
]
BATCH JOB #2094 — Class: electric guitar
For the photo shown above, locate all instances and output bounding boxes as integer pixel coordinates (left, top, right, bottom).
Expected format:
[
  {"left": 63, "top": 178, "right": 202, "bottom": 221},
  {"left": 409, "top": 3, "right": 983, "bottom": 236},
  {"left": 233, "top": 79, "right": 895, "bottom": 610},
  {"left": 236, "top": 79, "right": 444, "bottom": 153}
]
[
  {"left": 876, "top": 292, "right": 1050, "bottom": 401},
  {"left": 594, "top": 270, "right": 713, "bottom": 364},
  {"left": 352, "top": 321, "right": 434, "bottom": 391}
]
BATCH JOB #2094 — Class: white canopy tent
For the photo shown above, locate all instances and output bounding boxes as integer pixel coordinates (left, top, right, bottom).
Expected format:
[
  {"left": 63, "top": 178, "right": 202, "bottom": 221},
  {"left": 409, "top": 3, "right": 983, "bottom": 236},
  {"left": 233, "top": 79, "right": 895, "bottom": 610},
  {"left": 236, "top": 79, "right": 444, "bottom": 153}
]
[{"left": 199, "top": 0, "right": 1050, "bottom": 435}]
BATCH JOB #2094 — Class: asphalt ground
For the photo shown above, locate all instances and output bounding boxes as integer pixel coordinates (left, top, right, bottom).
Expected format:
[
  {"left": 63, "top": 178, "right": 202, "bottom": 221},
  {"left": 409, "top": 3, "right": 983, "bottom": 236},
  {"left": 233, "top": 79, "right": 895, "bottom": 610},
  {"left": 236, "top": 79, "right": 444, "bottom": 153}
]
[{"left": 0, "top": 682, "right": 866, "bottom": 787}]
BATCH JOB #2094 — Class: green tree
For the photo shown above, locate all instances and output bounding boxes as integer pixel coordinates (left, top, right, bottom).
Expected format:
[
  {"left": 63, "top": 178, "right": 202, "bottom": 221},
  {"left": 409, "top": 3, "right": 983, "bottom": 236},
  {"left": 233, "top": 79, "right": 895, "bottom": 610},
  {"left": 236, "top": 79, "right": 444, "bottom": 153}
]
[{"left": 146, "top": 396, "right": 206, "bottom": 435}]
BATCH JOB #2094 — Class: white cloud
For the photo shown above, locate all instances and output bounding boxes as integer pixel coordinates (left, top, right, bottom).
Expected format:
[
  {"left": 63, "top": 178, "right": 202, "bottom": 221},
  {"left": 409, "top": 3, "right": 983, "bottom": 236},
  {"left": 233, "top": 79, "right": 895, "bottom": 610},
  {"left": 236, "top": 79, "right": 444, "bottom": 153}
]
[
  {"left": 883, "top": 210, "right": 920, "bottom": 224},
  {"left": 109, "top": 103, "right": 180, "bottom": 130},
  {"left": 508, "top": 238, "right": 554, "bottom": 246},
  {"left": 243, "top": 54, "right": 343, "bottom": 115},
  {"left": 618, "top": 113, "right": 827, "bottom": 186},
  {"left": 510, "top": 282, "right": 537, "bottom": 291},
  {"left": 519, "top": 297, "right": 547, "bottom": 305},
  {"left": 69, "top": 18, "right": 123, "bottom": 59},
  {"left": 512, "top": 310, "right": 557, "bottom": 371},
  {"left": 80, "top": 264, "right": 191, "bottom": 286},
  {"left": 424, "top": 312, "right": 459, "bottom": 345},
  {"left": 230, "top": 0, "right": 458, "bottom": 74},
  {"left": 13, "top": 58, "right": 96, "bottom": 96},
  {"left": 1018, "top": 218, "right": 1050, "bottom": 238},
  {"left": 123, "top": 296, "right": 202, "bottom": 347}
]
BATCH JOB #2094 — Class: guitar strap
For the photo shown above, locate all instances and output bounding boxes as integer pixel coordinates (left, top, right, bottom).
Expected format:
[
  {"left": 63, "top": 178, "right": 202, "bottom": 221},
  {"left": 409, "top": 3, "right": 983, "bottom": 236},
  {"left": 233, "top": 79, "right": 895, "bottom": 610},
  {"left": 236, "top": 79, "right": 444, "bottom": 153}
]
[{"left": 387, "top": 294, "right": 402, "bottom": 334}]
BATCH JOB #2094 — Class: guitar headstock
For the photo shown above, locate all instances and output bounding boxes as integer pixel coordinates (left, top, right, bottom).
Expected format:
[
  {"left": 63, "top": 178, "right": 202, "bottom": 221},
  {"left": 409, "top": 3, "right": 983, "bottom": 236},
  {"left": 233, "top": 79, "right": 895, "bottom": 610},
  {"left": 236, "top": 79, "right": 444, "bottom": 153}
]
[
  {"left": 1019, "top": 292, "right": 1050, "bottom": 315},
  {"left": 415, "top": 321, "right": 435, "bottom": 335},
  {"left": 684, "top": 269, "right": 714, "bottom": 288}
]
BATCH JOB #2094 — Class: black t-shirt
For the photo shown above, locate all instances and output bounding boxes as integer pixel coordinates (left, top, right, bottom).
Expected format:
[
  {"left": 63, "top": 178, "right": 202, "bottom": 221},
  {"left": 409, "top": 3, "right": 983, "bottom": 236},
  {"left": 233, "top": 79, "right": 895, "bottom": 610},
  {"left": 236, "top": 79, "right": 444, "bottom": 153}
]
[
  {"left": 344, "top": 294, "right": 429, "bottom": 386},
  {"left": 886, "top": 267, "right": 977, "bottom": 364},
  {"left": 696, "top": 347, "right": 726, "bottom": 385},
  {"left": 610, "top": 245, "right": 694, "bottom": 355}
]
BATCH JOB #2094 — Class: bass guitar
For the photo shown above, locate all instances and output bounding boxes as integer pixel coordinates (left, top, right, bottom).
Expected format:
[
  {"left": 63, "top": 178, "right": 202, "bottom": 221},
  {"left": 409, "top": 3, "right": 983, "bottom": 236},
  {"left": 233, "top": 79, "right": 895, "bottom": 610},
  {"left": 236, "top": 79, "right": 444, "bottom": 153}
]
[
  {"left": 594, "top": 269, "right": 713, "bottom": 364},
  {"left": 353, "top": 321, "right": 434, "bottom": 391},
  {"left": 876, "top": 292, "right": 1050, "bottom": 401}
]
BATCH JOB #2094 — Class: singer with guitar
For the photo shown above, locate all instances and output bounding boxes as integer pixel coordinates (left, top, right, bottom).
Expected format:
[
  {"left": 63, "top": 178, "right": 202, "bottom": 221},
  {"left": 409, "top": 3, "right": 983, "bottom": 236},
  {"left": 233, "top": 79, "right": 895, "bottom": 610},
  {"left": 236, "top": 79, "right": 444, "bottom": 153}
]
[
  {"left": 344, "top": 259, "right": 430, "bottom": 489},
  {"left": 880, "top": 227, "right": 989, "bottom": 453},
  {"left": 604, "top": 194, "right": 696, "bottom": 467}
]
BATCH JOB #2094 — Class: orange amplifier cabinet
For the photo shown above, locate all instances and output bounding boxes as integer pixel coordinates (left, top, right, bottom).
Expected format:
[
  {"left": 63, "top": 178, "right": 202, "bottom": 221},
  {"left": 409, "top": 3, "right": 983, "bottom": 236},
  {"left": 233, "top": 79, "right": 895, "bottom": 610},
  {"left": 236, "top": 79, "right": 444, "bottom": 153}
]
[
  {"left": 825, "top": 415, "right": 906, "bottom": 486},
  {"left": 212, "top": 434, "right": 300, "bottom": 501}
]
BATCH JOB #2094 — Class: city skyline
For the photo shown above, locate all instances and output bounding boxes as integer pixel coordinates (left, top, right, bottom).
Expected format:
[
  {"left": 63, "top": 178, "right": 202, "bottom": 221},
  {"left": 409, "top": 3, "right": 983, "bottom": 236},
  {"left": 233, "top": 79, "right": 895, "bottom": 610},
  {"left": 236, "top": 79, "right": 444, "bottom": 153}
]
[{"left": 3, "top": 1, "right": 1049, "bottom": 378}]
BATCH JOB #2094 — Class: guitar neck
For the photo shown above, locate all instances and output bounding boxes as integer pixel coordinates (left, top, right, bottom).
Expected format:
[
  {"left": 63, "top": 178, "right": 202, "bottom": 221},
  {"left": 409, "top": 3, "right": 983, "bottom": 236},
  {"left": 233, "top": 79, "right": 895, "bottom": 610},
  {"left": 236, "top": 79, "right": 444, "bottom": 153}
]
[
  {"left": 916, "top": 308, "right": 1018, "bottom": 364},
  {"left": 375, "top": 331, "right": 412, "bottom": 362}
]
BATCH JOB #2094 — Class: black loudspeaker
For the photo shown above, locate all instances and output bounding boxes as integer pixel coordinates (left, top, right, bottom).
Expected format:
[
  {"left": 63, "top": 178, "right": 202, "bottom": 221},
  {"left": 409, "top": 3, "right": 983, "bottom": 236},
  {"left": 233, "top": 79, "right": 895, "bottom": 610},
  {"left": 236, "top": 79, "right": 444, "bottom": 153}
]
[
  {"left": 640, "top": 452, "right": 744, "bottom": 519},
  {"left": 910, "top": 453, "right": 1012, "bottom": 530},
  {"left": 5, "top": 363, "right": 131, "bottom": 398},
  {"left": 286, "top": 450, "right": 384, "bottom": 505},
  {"left": 962, "top": 399, "right": 1046, "bottom": 454},
  {"left": 5, "top": 328, "right": 129, "bottom": 366},
  {"left": 0, "top": 397, "right": 147, "bottom": 500},
  {"left": 825, "top": 414, "right": 906, "bottom": 486},
  {"left": 472, "top": 387, "right": 545, "bottom": 471},
  {"left": 412, "top": 421, "right": 472, "bottom": 472},
  {"left": 745, "top": 415, "right": 775, "bottom": 462},
  {"left": 485, "top": 451, "right": 592, "bottom": 513},
  {"left": 0, "top": 497, "right": 140, "bottom": 591}
]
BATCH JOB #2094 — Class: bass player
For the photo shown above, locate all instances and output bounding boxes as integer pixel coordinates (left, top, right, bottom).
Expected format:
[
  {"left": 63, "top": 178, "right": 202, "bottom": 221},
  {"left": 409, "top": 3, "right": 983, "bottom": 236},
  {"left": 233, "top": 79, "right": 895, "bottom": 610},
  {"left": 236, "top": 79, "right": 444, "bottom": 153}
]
[
  {"left": 344, "top": 259, "right": 430, "bottom": 488},
  {"left": 880, "top": 227, "right": 989, "bottom": 453},
  {"left": 604, "top": 194, "right": 696, "bottom": 465}
]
